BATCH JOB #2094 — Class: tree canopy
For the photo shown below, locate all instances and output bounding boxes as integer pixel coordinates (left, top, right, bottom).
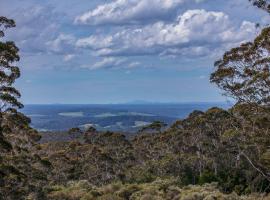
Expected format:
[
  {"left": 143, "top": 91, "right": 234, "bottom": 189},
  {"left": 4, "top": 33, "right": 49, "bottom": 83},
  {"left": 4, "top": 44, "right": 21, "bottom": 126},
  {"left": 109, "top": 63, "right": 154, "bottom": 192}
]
[
  {"left": 249, "top": 0, "right": 270, "bottom": 13},
  {"left": 0, "top": 17, "right": 23, "bottom": 112},
  {"left": 210, "top": 27, "right": 270, "bottom": 106}
]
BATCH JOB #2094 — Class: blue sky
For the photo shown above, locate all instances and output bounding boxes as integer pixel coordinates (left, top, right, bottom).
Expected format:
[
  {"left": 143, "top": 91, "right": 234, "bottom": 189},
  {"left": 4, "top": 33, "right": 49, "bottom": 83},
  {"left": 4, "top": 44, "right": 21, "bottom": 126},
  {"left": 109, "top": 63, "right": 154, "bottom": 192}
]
[{"left": 0, "top": 0, "right": 269, "bottom": 104}]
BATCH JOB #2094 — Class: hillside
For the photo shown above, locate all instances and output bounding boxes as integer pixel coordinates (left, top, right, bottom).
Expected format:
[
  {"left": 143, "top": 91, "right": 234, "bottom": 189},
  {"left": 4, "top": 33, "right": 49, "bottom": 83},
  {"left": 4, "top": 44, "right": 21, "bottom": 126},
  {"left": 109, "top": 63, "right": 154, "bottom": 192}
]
[{"left": 2, "top": 103, "right": 270, "bottom": 199}]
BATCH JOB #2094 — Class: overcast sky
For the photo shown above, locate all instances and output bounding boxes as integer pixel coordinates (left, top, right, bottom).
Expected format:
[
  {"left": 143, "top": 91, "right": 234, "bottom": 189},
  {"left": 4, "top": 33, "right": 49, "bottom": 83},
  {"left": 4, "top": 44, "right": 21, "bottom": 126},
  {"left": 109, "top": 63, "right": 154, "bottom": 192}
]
[{"left": 0, "top": 0, "right": 269, "bottom": 104}]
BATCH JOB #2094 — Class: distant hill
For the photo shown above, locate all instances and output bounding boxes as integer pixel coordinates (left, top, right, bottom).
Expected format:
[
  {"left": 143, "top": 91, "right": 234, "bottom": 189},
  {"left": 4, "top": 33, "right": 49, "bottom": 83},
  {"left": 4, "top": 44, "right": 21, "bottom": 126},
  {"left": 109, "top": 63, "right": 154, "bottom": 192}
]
[{"left": 22, "top": 103, "right": 229, "bottom": 132}]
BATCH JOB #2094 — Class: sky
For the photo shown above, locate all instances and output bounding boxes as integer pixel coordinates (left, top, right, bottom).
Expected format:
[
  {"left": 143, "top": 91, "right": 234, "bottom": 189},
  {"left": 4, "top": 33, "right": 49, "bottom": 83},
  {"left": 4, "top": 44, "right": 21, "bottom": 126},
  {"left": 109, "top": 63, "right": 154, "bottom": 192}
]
[{"left": 0, "top": 0, "right": 269, "bottom": 104}]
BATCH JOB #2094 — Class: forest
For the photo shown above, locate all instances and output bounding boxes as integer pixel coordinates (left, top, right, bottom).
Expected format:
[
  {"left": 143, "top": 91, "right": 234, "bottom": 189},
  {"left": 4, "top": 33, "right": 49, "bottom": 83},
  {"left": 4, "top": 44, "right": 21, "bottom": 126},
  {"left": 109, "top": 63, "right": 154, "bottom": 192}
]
[{"left": 1, "top": 0, "right": 270, "bottom": 199}]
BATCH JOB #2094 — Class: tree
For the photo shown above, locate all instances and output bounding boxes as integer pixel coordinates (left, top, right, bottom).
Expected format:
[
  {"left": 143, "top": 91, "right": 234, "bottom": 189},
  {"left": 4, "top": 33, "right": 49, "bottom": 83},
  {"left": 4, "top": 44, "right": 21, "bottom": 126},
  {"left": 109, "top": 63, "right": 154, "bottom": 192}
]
[
  {"left": 212, "top": 0, "right": 270, "bottom": 105},
  {"left": 210, "top": 27, "right": 270, "bottom": 106},
  {"left": 210, "top": 6, "right": 270, "bottom": 189},
  {"left": 0, "top": 17, "right": 47, "bottom": 199},
  {"left": 249, "top": 0, "right": 270, "bottom": 13},
  {"left": 0, "top": 16, "right": 23, "bottom": 113},
  {"left": 68, "top": 127, "right": 82, "bottom": 135},
  {"left": 0, "top": 16, "right": 29, "bottom": 150},
  {"left": 139, "top": 121, "right": 167, "bottom": 133}
]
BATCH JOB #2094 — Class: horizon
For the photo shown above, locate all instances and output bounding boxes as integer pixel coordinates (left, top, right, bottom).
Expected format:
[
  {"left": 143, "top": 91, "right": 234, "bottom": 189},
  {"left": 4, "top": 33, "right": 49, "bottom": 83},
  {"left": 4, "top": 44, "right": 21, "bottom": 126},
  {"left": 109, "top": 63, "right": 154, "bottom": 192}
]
[
  {"left": 21, "top": 101, "right": 232, "bottom": 132},
  {"left": 23, "top": 101, "right": 232, "bottom": 106}
]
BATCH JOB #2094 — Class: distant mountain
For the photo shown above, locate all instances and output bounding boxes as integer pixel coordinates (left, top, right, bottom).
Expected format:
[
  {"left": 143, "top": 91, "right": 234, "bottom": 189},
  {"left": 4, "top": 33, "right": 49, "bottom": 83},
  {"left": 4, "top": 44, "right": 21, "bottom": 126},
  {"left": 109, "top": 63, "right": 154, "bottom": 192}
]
[
  {"left": 123, "top": 100, "right": 231, "bottom": 105},
  {"left": 122, "top": 100, "right": 159, "bottom": 104}
]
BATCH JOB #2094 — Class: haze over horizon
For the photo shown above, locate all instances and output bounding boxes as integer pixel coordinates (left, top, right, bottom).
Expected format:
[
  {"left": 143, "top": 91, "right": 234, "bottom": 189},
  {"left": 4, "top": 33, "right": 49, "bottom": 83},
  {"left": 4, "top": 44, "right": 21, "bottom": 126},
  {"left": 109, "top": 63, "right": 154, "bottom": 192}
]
[
  {"left": 23, "top": 100, "right": 232, "bottom": 106},
  {"left": 1, "top": 0, "right": 268, "bottom": 104}
]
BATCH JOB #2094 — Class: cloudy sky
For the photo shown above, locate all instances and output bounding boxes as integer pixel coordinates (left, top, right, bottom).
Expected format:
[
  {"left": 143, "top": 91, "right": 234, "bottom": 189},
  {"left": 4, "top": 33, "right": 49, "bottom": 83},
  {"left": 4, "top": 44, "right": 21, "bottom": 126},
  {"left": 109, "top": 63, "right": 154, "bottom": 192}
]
[{"left": 0, "top": 0, "right": 268, "bottom": 104}]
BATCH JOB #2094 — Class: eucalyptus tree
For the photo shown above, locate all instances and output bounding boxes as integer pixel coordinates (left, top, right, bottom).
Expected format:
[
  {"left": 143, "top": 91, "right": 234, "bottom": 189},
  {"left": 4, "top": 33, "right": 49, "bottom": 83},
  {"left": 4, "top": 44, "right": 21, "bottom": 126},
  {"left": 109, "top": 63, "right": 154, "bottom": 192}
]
[
  {"left": 249, "top": 0, "right": 270, "bottom": 13},
  {"left": 0, "top": 17, "right": 23, "bottom": 112},
  {"left": 210, "top": 3, "right": 270, "bottom": 187},
  {"left": 0, "top": 16, "right": 30, "bottom": 138},
  {"left": 0, "top": 17, "right": 43, "bottom": 199},
  {"left": 210, "top": 27, "right": 270, "bottom": 106},
  {"left": 210, "top": 0, "right": 270, "bottom": 105}
]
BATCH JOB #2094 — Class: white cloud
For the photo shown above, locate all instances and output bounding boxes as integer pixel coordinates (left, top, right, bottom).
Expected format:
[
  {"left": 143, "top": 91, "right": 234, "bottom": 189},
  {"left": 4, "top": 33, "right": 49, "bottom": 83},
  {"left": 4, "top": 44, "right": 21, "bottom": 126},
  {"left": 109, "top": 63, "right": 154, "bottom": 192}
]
[
  {"left": 46, "top": 34, "right": 76, "bottom": 54},
  {"left": 75, "top": 0, "right": 205, "bottom": 25},
  {"left": 5, "top": 1, "right": 260, "bottom": 71},
  {"left": 128, "top": 62, "right": 140, "bottom": 68},
  {"left": 63, "top": 54, "right": 76, "bottom": 62},
  {"left": 6, "top": 6, "right": 62, "bottom": 54},
  {"left": 82, "top": 57, "right": 140, "bottom": 70},
  {"left": 76, "top": 35, "right": 113, "bottom": 49},
  {"left": 76, "top": 9, "right": 257, "bottom": 59},
  {"left": 83, "top": 57, "right": 127, "bottom": 70}
]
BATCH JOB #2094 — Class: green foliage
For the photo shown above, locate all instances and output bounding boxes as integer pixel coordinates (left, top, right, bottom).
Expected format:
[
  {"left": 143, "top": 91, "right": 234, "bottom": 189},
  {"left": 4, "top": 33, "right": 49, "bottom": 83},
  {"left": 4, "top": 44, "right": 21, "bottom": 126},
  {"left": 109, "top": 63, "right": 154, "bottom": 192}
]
[
  {"left": 68, "top": 127, "right": 82, "bottom": 135},
  {"left": 46, "top": 179, "right": 269, "bottom": 200},
  {"left": 31, "top": 105, "right": 268, "bottom": 195},
  {"left": 0, "top": 17, "right": 15, "bottom": 37},
  {"left": 211, "top": 27, "right": 270, "bottom": 105},
  {"left": 0, "top": 17, "right": 48, "bottom": 199},
  {"left": 139, "top": 121, "right": 167, "bottom": 133},
  {"left": 249, "top": 0, "right": 270, "bottom": 13},
  {"left": 0, "top": 20, "right": 23, "bottom": 112},
  {"left": 198, "top": 171, "right": 218, "bottom": 185}
]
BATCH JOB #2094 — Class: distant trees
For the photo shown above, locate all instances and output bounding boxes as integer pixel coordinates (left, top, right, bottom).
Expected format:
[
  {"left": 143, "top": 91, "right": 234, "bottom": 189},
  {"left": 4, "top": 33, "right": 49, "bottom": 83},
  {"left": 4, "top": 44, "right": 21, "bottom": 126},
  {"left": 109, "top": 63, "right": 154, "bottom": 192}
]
[
  {"left": 139, "top": 121, "right": 167, "bottom": 133},
  {"left": 68, "top": 127, "right": 82, "bottom": 135},
  {"left": 85, "top": 126, "right": 97, "bottom": 133}
]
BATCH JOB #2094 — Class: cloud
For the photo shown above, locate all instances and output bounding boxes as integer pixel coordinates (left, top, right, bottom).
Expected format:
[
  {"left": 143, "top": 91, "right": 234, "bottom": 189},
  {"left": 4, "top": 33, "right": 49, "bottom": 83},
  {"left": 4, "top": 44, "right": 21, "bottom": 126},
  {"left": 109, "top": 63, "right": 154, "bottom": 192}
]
[
  {"left": 46, "top": 33, "right": 76, "bottom": 54},
  {"left": 75, "top": 0, "right": 205, "bottom": 25},
  {"left": 82, "top": 57, "right": 127, "bottom": 70},
  {"left": 76, "top": 9, "right": 257, "bottom": 59},
  {"left": 80, "top": 57, "right": 141, "bottom": 70},
  {"left": 128, "top": 62, "right": 140, "bottom": 68},
  {"left": 6, "top": 6, "right": 62, "bottom": 54},
  {"left": 76, "top": 35, "right": 113, "bottom": 49},
  {"left": 5, "top": 5, "right": 79, "bottom": 57},
  {"left": 4, "top": 1, "right": 261, "bottom": 72},
  {"left": 63, "top": 54, "right": 76, "bottom": 62}
]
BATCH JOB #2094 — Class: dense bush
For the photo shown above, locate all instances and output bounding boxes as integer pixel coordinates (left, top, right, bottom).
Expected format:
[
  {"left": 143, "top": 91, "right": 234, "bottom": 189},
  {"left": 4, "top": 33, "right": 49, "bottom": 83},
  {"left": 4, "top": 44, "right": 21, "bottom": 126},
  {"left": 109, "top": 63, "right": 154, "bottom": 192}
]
[{"left": 32, "top": 104, "right": 269, "bottom": 196}]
